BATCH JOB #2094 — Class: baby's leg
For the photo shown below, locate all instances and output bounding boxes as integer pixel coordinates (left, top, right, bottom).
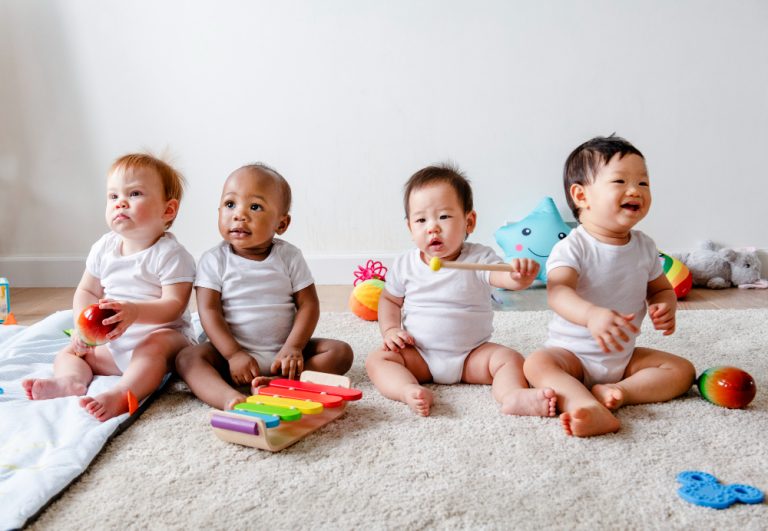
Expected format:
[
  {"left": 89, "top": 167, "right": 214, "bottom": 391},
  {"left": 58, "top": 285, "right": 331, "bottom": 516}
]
[
  {"left": 22, "top": 344, "right": 108, "bottom": 400},
  {"left": 592, "top": 347, "right": 695, "bottom": 408},
  {"left": 365, "top": 346, "right": 434, "bottom": 416},
  {"left": 80, "top": 329, "right": 189, "bottom": 422},
  {"left": 303, "top": 338, "right": 354, "bottom": 375},
  {"left": 524, "top": 347, "right": 619, "bottom": 437},
  {"left": 176, "top": 341, "right": 248, "bottom": 410},
  {"left": 462, "top": 342, "right": 556, "bottom": 417}
]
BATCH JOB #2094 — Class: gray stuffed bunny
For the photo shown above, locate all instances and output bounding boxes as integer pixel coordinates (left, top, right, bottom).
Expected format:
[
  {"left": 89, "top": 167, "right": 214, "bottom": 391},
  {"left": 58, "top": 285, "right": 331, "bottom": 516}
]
[{"left": 677, "top": 241, "right": 762, "bottom": 289}]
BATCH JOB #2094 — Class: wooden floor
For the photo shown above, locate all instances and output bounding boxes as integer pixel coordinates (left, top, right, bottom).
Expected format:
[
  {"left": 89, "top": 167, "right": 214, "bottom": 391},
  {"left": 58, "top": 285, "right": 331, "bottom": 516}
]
[{"left": 5, "top": 285, "right": 768, "bottom": 326}]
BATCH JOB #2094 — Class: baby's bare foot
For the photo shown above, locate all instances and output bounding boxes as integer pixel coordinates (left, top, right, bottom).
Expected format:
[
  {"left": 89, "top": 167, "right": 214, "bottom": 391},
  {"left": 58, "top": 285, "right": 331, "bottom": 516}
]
[
  {"left": 79, "top": 389, "right": 129, "bottom": 422},
  {"left": 560, "top": 405, "right": 620, "bottom": 437},
  {"left": 402, "top": 384, "right": 433, "bottom": 416},
  {"left": 22, "top": 378, "right": 86, "bottom": 400},
  {"left": 591, "top": 383, "right": 626, "bottom": 409},
  {"left": 224, "top": 392, "right": 248, "bottom": 411},
  {"left": 500, "top": 388, "right": 557, "bottom": 417}
]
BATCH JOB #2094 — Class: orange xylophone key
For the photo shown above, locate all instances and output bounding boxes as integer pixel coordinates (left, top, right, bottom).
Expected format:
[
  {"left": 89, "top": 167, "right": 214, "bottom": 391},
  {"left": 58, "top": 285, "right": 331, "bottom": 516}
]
[{"left": 256, "top": 386, "right": 345, "bottom": 408}]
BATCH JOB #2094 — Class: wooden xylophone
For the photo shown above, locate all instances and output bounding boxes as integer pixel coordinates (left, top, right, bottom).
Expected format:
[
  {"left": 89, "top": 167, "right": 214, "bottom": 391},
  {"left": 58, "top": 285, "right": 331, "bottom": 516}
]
[{"left": 210, "top": 370, "right": 362, "bottom": 452}]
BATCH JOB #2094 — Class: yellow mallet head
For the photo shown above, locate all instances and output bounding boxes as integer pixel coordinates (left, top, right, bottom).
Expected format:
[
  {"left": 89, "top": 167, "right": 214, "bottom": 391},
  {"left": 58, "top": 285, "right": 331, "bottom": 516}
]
[{"left": 429, "top": 257, "right": 442, "bottom": 271}]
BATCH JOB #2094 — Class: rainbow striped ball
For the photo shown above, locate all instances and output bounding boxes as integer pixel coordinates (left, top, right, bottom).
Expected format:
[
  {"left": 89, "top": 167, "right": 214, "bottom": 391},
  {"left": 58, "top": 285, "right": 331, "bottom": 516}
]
[
  {"left": 349, "top": 278, "right": 385, "bottom": 321},
  {"left": 698, "top": 366, "right": 757, "bottom": 409},
  {"left": 659, "top": 251, "right": 693, "bottom": 299}
]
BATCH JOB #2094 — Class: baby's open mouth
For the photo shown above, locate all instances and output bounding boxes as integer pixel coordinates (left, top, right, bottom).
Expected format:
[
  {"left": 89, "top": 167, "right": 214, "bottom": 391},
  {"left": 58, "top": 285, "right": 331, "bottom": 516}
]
[{"left": 621, "top": 203, "right": 641, "bottom": 212}]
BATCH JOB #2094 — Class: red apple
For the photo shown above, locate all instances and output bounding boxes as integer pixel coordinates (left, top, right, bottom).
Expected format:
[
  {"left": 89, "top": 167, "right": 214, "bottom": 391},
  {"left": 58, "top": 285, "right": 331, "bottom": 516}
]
[{"left": 76, "top": 304, "right": 117, "bottom": 346}]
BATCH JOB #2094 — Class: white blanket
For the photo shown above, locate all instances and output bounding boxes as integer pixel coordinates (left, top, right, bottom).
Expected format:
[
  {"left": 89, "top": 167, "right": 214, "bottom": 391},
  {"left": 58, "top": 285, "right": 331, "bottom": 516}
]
[{"left": 0, "top": 310, "right": 160, "bottom": 530}]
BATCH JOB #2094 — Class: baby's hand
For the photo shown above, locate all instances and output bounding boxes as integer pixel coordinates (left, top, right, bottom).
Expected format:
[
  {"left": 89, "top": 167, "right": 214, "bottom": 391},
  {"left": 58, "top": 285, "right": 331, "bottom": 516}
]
[
  {"left": 71, "top": 335, "right": 94, "bottom": 357},
  {"left": 508, "top": 258, "right": 540, "bottom": 284},
  {"left": 382, "top": 327, "right": 414, "bottom": 352},
  {"left": 228, "top": 350, "right": 261, "bottom": 386},
  {"left": 271, "top": 346, "right": 304, "bottom": 380},
  {"left": 586, "top": 306, "right": 639, "bottom": 353},
  {"left": 648, "top": 302, "right": 676, "bottom": 336},
  {"left": 98, "top": 299, "right": 139, "bottom": 341}
]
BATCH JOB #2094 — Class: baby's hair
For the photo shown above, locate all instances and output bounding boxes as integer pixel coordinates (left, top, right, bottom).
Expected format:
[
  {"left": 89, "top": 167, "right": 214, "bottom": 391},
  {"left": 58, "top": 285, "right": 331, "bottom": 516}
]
[
  {"left": 403, "top": 163, "right": 473, "bottom": 218},
  {"left": 110, "top": 153, "right": 186, "bottom": 228},
  {"left": 563, "top": 134, "right": 644, "bottom": 221},
  {"left": 237, "top": 163, "right": 292, "bottom": 215}
]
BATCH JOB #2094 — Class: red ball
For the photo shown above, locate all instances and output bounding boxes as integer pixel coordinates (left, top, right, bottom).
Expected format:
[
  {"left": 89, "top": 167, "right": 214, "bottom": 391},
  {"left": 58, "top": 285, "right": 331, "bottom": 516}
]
[
  {"left": 76, "top": 304, "right": 117, "bottom": 346},
  {"left": 697, "top": 366, "right": 757, "bottom": 409}
]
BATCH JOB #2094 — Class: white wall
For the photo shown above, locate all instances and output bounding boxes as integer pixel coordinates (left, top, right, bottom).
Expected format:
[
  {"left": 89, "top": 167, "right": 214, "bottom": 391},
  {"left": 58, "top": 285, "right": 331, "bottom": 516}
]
[{"left": 2, "top": 0, "right": 767, "bottom": 286}]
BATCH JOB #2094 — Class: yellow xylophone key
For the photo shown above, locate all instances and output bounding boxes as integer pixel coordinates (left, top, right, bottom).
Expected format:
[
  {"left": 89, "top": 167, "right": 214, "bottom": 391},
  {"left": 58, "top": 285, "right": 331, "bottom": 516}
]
[{"left": 246, "top": 394, "right": 324, "bottom": 414}]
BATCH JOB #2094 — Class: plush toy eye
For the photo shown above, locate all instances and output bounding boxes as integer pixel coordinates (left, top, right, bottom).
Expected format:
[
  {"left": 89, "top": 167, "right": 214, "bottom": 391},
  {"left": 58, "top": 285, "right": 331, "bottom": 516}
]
[
  {"left": 522, "top": 228, "right": 532, "bottom": 236},
  {"left": 745, "top": 263, "right": 751, "bottom": 268},
  {"left": 558, "top": 232, "right": 567, "bottom": 239}
]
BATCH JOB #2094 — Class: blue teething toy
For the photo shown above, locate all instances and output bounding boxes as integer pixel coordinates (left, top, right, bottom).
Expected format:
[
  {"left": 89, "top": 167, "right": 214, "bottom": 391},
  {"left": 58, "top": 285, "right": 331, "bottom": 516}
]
[
  {"left": 677, "top": 471, "right": 764, "bottom": 509},
  {"left": 494, "top": 197, "right": 572, "bottom": 283}
]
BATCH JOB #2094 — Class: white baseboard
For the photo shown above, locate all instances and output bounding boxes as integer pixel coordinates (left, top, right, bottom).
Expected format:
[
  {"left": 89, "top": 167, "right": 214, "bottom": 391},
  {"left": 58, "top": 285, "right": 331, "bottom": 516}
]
[{"left": 0, "top": 254, "right": 399, "bottom": 287}]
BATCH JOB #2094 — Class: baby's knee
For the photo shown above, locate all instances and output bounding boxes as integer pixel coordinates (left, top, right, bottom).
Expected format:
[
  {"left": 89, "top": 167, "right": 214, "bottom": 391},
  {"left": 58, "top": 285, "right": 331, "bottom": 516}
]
[
  {"left": 674, "top": 356, "right": 697, "bottom": 385},
  {"left": 330, "top": 341, "right": 354, "bottom": 373},
  {"left": 523, "top": 350, "right": 553, "bottom": 379},
  {"left": 174, "top": 342, "right": 208, "bottom": 373},
  {"left": 492, "top": 348, "right": 524, "bottom": 372},
  {"left": 364, "top": 348, "right": 394, "bottom": 373}
]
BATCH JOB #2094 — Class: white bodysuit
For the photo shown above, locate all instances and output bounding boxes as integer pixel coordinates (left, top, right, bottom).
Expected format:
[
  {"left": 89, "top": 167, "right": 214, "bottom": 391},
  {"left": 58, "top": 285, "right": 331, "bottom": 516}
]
[
  {"left": 544, "top": 225, "right": 664, "bottom": 386},
  {"left": 195, "top": 239, "right": 314, "bottom": 373},
  {"left": 85, "top": 231, "right": 196, "bottom": 373},
  {"left": 385, "top": 243, "right": 504, "bottom": 384}
]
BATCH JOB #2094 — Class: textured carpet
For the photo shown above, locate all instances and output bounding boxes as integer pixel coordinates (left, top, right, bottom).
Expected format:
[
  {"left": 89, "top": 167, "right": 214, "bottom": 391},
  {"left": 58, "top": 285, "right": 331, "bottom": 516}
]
[{"left": 29, "top": 310, "right": 767, "bottom": 530}]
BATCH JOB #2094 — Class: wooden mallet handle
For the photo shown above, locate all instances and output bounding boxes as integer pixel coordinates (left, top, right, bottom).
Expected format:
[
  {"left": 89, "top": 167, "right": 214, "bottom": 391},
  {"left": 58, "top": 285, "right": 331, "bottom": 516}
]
[{"left": 429, "top": 257, "right": 513, "bottom": 272}]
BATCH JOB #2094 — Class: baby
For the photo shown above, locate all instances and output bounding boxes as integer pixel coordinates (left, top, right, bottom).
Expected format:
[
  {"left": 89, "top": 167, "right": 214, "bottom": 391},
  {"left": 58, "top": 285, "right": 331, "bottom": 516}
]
[
  {"left": 365, "top": 164, "right": 556, "bottom": 417},
  {"left": 524, "top": 135, "right": 696, "bottom": 437},
  {"left": 175, "top": 164, "right": 353, "bottom": 410},
  {"left": 23, "top": 154, "right": 196, "bottom": 421}
]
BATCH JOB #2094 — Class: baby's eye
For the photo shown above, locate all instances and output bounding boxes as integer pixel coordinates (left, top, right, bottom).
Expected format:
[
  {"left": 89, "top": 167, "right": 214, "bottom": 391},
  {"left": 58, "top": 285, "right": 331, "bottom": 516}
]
[
  {"left": 414, "top": 218, "right": 426, "bottom": 224},
  {"left": 224, "top": 200, "right": 235, "bottom": 209},
  {"left": 612, "top": 179, "right": 625, "bottom": 184},
  {"left": 130, "top": 190, "right": 142, "bottom": 197},
  {"left": 250, "top": 204, "right": 263, "bottom": 211},
  {"left": 439, "top": 214, "right": 450, "bottom": 220},
  {"left": 639, "top": 181, "right": 649, "bottom": 187},
  {"left": 108, "top": 193, "right": 118, "bottom": 200}
]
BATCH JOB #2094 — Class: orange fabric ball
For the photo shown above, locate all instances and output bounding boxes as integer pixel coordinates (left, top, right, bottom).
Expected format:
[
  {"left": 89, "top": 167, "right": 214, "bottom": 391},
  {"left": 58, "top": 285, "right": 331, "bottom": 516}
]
[{"left": 349, "top": 278, "right": 385, "bottom": 321}]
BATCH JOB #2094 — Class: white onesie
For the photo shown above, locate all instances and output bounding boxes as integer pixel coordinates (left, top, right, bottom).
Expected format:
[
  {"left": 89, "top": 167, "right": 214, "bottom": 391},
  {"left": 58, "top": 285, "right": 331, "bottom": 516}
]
[
  {"left": 195, "top": 239, "right": 314, "bottom": 373},
  {"left": 544, "top": 225, "right": 664, "bottom": 386},
  {"left": 385, "top": 243, "right": 504, "bottom": 384},
  {"left": 85, "top": 231, "right": 196, "bottom": 373}
]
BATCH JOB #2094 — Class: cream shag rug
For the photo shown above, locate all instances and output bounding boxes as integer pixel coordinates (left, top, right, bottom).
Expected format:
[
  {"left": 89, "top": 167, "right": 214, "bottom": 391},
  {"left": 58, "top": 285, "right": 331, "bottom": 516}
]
[{"left": 29, "top": 310, "right": 767, "bottom": 530}]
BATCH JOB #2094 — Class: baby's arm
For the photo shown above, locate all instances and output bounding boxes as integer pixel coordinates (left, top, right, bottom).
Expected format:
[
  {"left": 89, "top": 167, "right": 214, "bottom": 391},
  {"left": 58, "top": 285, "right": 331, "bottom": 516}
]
[
  {"left": 271, "top": 284, "right": 320, "bottom": 379},
  {"left": 196, "top": 286, "right": 261, "bottom": 386},
  {"left": 99, "top": 282, "right": 192, "bottom": 341},
  {"left": 548, "top": 266, "right": 639, "bottom": 353},
  {"left": 378, "top": 290, "right": 414, "bottom": 352},
  {"left": 489, "top": 258, "right": 540, "bottom": 290},
  {"left": 646, "top": 274, "right": 677, "bottom": 335},
  {"left": 71, "top": 271, "right": 105, "bottom": 356}
]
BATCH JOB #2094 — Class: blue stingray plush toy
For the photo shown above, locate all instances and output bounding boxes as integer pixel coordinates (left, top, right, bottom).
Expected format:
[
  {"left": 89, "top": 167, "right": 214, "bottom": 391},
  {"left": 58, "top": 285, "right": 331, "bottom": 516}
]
[{"left": 494, "top": 197, "right": 572, "bottom": 283}]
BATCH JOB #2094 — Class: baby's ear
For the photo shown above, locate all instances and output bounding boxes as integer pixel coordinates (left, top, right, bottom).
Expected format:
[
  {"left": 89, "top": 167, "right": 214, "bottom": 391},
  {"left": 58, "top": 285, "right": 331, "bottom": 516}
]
[
  {"left": 570, "top": 184, "right": 587, "bottom": 208},
  {"left": 275, "top": 214, "right": 291, "bottom": 235},
  {"left": 163, "top": 199, "right": 179, "bottom": 223},
  {"left": 465, "top": 210, "right": 477, "bottom": 235}
]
